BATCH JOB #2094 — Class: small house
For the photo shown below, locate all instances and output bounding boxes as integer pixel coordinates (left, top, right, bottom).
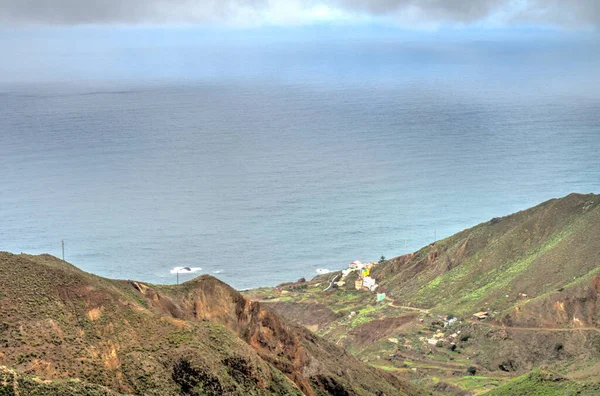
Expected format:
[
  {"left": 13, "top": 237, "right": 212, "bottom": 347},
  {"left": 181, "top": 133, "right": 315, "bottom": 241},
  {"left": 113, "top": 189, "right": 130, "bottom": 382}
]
[
  {"left": 349, "top": 260, "right": 365, "bottom": 270},
  {"left": 363, "top": 276, "right": 377, "bottom": 291},
  {"left": 354, "top": 279, "right": 364, "bottom": 290}
]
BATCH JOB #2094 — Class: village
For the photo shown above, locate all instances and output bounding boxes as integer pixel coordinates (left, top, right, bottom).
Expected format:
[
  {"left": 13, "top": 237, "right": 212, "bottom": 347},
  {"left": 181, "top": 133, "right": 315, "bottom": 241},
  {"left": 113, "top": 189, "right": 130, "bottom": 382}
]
[
  {"left": 319, "top": 258, "right": 500, "bottom": 323},
  {"left": 324, "top": 259, "right": 387, "bottom": 300},
  {"left": 320, "top": 259, "right": 506, "bottom": 351},
  {"left": 252, "top": 257, "right": 543, "bottom": 382}
]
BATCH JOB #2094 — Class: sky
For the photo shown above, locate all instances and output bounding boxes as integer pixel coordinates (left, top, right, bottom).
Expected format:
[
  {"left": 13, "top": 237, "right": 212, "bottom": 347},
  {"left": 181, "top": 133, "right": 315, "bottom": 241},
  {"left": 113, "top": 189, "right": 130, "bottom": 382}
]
[
  {"left": 0, "top": 0, "right": 599, "bottom": 29},
  {"left": 0, "top": 1, "right": 598, "bottom": 85}
]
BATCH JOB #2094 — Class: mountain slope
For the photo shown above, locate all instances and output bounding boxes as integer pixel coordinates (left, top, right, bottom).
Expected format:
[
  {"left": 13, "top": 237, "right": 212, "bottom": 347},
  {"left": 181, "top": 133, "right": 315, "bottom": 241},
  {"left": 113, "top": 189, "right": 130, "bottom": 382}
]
[
  {"left": 0, "top": 365, "right": 119, "bottom": 395},
  {"left": 0, "top": 252, "right": 421, "bottom": 395},
  {"left": 244, "top": 193, "right": 600, "bottom": 394},
  {"left": 376, "top": 193, "right": 600, "bottom": 318},
  {"left": 484, "top": 369, "right": 600, "bottom": 396}
]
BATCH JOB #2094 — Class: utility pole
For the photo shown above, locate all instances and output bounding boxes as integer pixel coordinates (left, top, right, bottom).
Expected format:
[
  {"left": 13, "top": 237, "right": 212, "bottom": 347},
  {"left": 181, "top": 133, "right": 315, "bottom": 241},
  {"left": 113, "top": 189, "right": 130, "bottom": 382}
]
[{"left": 62, "top": 240, "right": 65, "bottom": 261}]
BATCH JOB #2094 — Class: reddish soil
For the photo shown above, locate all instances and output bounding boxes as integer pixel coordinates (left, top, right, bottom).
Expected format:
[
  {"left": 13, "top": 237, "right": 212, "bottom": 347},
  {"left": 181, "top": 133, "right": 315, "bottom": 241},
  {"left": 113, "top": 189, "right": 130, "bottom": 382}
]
[
  {"left": 349, "top": 315, "right": 417, "bottom": 349},
  {"left": 264, "top": 302, "right": 341, "bottom": 328}
]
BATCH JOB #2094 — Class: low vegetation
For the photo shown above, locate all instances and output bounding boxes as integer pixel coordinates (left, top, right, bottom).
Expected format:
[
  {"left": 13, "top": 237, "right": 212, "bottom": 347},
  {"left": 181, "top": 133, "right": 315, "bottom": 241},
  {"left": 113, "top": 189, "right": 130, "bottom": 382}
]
[
  {"left": 2, "top": 193, "right": 599, "bottom": 394},
  {"left": 0, "top": 253, "right": 421, "bottom": 395},
  {"left": 245, "top": 193, "right": 600, "bottom": 394},
  {"left": 486, "top": 369, "right": 600, "bottom": 395}
]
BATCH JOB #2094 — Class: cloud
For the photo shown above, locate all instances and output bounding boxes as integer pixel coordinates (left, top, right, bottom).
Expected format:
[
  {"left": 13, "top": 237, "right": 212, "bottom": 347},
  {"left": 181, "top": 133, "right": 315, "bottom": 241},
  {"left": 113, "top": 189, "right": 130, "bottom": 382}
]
[
  {"left": 515, "top": 0, "right": 600, "bottom": 28},
  {"left": 0, "top": 0, "right": 263, "bottom": 25},
  {"left": 0, "top": 0, "right": 598, "bottom": 28},
  {"left": 332, "top": 0, "right": 506, "bottom": 22}
]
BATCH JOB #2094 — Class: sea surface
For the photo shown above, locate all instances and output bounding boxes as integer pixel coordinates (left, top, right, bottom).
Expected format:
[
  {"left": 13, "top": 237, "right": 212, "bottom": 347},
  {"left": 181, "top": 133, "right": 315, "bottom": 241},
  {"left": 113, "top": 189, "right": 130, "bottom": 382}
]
[{"left": 1, "top": 32, "right": 599, "bottom": 289}]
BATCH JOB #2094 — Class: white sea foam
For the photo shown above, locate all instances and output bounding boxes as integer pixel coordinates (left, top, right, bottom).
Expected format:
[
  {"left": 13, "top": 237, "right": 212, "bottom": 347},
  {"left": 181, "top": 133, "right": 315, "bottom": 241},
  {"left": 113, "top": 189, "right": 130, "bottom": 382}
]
[
  {"left": 170, "top": 266, "right": 202, "bottom": 274},
  {"left": 213, "top": 270, "right": 223, "bottom": 274},
  {"left": 316, "top": 268, "right": 330, "bottom": 274}
]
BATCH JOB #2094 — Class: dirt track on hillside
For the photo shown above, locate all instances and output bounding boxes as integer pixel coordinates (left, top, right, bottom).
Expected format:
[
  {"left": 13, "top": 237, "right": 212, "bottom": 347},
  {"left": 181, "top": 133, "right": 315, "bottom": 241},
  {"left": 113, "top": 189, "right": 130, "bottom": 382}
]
[
  {"left": 386, "top": 298, "right": 430, "bottom": 313},
  {"left": 471, "top": 320, "right": 600, "bottom": 333}
]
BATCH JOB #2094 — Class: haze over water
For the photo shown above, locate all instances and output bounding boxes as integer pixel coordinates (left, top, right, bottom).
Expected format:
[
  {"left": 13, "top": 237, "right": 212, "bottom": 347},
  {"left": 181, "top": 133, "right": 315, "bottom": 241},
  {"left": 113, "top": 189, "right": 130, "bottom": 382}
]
[{"left": 1, "top": 30, "right": 599, "bottom": 289}]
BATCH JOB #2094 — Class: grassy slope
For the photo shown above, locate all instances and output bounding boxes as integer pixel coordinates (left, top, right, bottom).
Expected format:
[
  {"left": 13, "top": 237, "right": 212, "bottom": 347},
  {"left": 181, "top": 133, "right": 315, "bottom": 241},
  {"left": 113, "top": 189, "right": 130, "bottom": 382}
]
[
  {"left": 484, "top": 369, "right": 600, "bottom": 395},
  {"left": 0, "top": 253, "right": 420, "bottom": 395},
  {"left": 378, "top": 193, "right": 600, "bottom": 317},
  {"left": 244, "top": 193, "right": 600, "bottom": 394}
]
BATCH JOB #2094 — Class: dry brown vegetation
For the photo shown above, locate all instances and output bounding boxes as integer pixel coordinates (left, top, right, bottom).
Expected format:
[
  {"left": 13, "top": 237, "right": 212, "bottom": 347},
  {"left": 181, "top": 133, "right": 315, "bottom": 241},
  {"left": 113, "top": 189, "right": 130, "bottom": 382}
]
[{"left": 0, "top": 253, "right": 422, "bottom": 395}]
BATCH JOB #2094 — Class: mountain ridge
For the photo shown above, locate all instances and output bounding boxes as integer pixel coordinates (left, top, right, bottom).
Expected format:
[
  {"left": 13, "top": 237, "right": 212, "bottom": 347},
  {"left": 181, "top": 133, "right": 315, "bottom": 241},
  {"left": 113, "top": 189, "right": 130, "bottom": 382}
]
[
  {"left": 245, "top": 192, "right": 600, "bottom": 394},
  {"left": 0, "top": 252, "right": 420, "bottom": 395},
  {"left": 2, "top": 192, "right": 599, "bottom": 394}
]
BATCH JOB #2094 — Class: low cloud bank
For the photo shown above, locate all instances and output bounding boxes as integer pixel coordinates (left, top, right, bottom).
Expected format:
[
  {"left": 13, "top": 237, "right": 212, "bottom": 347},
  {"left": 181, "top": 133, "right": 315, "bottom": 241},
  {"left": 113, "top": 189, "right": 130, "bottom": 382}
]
[{"left": 1, "top": 0, "right": 598, "bottom": 28}]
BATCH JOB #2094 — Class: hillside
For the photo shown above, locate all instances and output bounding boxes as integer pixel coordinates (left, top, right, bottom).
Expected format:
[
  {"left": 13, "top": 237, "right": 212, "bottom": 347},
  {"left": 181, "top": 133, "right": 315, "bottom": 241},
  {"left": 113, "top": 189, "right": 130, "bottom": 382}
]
[
  {"left": 0, "top": 253, "right": 422, "bottom": 395},
  {"left": 485, "top": 369, "right": 600, "bottom": 396},
  {"left": 377, "top": 193, "right": 600, "bottom": 319},
  {"left": 244, "top": 193, "right": 600, "bottom": 394},
  {"left": 0, "top": 365, "right": 119, "bottom": 395}
]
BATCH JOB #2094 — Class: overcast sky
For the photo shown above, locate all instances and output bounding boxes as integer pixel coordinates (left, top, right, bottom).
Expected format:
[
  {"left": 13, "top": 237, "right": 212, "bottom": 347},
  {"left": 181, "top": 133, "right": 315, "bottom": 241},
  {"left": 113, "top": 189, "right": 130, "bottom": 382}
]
[{"left": 0, "top": 0, "right": 599, "bottom": 29}]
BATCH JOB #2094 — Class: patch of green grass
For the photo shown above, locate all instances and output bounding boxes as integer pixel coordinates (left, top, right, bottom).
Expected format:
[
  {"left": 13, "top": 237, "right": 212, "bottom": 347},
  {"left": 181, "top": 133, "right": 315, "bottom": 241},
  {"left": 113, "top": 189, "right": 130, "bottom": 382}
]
[
  {"left": 417, "top": 226, "right": 576, "bottom": 314},
  {"left": 348, "top": 304, "right": 387, "bottom": 328},
  {"left": 447, "top": 375, "right": 504, "bottom": 392},
  {"left": 418, "top": 249, "right": 488, "bottom": 300},
  {"left": 485, "top": 369, "right": 600, "bottom": 395}
]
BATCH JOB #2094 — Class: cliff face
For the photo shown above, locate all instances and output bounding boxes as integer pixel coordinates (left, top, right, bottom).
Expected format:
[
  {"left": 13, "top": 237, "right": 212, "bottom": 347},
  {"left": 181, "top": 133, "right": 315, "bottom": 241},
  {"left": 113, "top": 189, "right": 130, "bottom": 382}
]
[
  {"left": 131, "top": 275, "right": 420, "bottom": 395},
  {"left": 0, "top": 252, "right": 420, "bottom": 395}
]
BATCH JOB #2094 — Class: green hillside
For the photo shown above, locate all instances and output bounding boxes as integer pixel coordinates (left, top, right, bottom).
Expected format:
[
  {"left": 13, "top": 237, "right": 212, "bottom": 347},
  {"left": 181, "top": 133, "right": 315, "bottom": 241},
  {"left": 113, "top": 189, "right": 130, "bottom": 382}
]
[
  {"left": 245, "top": 193, "right": 600, "bottom": 394},
  {"left": 485, "top": 369, "right": 600, "bottom": 395},
  {"left": 378, "top": 193, "right": 600, "bottom": 319}
]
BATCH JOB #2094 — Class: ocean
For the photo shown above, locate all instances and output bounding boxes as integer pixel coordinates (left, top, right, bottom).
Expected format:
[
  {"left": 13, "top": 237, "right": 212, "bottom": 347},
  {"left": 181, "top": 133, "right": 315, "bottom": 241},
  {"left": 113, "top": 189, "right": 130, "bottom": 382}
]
[{"left": 1, "top": 31, "right": 599, "bottom": 289}]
